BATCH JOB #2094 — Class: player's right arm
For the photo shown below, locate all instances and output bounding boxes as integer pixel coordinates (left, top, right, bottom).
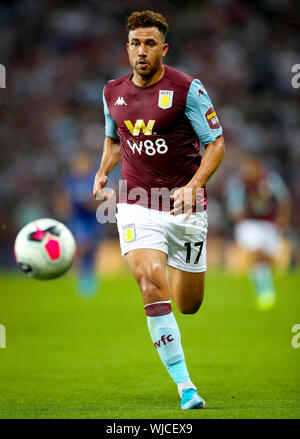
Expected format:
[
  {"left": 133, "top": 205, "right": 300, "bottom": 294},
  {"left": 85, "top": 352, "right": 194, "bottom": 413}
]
[
  {"left": 93, "top": 85, "right": 121, "bottom": 201},
  {"left": 93, "top": 136, "right": 121, "bottom": 200}
]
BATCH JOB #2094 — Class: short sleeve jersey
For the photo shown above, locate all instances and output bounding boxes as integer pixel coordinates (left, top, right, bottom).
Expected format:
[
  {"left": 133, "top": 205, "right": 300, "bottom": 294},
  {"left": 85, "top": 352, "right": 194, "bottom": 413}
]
[
  {"left": 103, "top": 65, "right": 222, "bottom": 211},
  {"left": 226, "top": 171, "right": 290, "bottom": 222}
]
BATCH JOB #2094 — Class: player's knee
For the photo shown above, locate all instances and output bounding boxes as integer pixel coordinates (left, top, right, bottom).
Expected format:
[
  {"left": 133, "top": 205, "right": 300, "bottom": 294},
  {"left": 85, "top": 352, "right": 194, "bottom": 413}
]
[
  {"left": 139, "top": 275, "right": 165, "bottom": 303},
  {"left": 179, "top": 298, "right": 203, "bottom": 315}
]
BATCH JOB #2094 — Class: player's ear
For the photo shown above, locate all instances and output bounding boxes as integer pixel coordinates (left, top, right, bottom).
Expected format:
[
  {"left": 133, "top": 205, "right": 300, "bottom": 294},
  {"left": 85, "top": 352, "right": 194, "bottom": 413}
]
[
  {"left": 162, "top": 43, "right": 169, "bottom": 57},
  {"left": 126, "top": 42, "right": 129, "bottom": 52}
]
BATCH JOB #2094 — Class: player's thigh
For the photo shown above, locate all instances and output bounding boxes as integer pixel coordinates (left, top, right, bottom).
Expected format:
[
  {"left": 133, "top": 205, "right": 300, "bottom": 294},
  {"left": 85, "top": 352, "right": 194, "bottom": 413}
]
[
  {"left": 167, "top": 212, "right": 208, "bottom": 274},
  {"left": 165, "top": 212, "right": 207, "bottom": 314},
  {"left": 126, "top": 249, "right": 170, "bottom": 305},
  {"left": 116, "top": 203, "right": 168, "bottom": 258},
  {"left": 116, "top": 203, "right": 170, "bottom": 304},
  {"left": 167, "top": 266, "right": 205, "bottom": 314},
  {"left": 248, "top": 250, "right": 273, "bottom": 266}
]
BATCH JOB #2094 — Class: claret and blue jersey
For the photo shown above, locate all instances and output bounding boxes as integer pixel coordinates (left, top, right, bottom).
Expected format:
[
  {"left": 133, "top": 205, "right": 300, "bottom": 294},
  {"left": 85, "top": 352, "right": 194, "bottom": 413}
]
[
  {"left": 226, "top": 171, "right": 290, "bottom": 222},
  {"left": 103, "top": 64, "right": 222, "bottom": 210}
]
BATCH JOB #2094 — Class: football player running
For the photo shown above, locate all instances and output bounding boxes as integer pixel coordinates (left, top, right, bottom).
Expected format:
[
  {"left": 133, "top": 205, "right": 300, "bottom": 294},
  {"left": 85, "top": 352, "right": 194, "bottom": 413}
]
[
  {"left": 93, "top": 10, "right": 225, "bottom": 409},
  {"left": 55, "top": 152, "right": 106, "bottom": 298},
  {"left": 226, "top": 153, "right": 291, "bottom": 310}
]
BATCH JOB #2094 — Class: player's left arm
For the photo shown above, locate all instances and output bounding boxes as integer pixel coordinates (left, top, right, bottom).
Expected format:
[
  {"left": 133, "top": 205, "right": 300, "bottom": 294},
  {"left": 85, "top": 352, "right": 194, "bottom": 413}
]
[
  {"left": 269, "top": 172, "right": 291, "bottom": 231},
  {"left": 276, "top": 199, "right": 291, "bottom": 231},
  {"left": 171, "top": 79, "right": 225, "bottom": 217}
]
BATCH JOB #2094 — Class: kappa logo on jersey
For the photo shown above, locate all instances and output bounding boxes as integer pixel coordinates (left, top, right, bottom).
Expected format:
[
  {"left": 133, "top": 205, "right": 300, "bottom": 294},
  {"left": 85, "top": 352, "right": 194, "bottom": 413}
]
[
  {"left": 114, "top": 96, "right": 127, "bottom": 106},
  {"left": 205, "top": 106, "right": 221, "bottom": 129},
  {"left": 123, "top": 224, "right": 136, "bottom": 242},
  {"left": 124, "top": 119, "right": 155, "bottom": 136},
  {"left": 158, "top": 90, "right": 173, "bottom": 109}
]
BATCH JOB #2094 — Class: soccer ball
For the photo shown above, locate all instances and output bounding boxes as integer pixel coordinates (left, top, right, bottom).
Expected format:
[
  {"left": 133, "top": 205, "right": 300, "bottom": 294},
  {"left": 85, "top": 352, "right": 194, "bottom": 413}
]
[{"left": 14, "top": 218, "right": 76, "bottom": 280}]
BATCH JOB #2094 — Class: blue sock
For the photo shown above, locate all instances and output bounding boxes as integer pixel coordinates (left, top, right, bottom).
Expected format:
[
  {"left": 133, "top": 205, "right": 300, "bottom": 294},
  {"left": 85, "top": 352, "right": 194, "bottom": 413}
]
[
  {"left": 145, "top": 301, "right": 195, "bottom": 394},
  {"left": 250, "top": 263, "right": 275, "bottom": 297}
]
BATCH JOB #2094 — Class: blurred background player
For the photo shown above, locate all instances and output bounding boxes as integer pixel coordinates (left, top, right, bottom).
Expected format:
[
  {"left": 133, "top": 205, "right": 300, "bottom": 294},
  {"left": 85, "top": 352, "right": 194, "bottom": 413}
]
[
  {"left": 226, "top": 153, "right": 291, "bottom": 310},
  {"left": 54, "top": 151, "right": 106, "bottom": 298}
]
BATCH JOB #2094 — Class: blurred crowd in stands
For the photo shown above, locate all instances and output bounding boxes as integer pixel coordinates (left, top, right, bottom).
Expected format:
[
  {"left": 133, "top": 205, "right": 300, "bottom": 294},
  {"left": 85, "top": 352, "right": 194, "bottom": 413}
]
[{"left": 0, "top": 0, "right": 299, "bottom": 267}]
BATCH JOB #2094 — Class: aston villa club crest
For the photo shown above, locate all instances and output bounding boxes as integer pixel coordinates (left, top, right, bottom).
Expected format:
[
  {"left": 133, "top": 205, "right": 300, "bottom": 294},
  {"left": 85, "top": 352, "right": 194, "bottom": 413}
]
[
  {"left": 123, "top": 224, "right": 136, "bottom": 242},
  {"left": 158, "top": 90, "right": 173, "bottom": 109}
]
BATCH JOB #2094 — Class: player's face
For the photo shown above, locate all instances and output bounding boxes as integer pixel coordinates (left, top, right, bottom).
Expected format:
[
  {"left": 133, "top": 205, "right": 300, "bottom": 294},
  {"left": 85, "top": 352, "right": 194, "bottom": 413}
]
[
  {"left": 127, "top": 27, "right": 168, "bottom": 77},
  {"left": 242, "top": 157, "right": 263, "bottom": 182}
]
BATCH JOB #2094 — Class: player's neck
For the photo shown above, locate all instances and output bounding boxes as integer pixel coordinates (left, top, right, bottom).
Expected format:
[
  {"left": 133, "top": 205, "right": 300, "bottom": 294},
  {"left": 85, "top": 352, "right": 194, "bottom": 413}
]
[{"left": 131, "top": 64, "right": 165, "bottom": 88}]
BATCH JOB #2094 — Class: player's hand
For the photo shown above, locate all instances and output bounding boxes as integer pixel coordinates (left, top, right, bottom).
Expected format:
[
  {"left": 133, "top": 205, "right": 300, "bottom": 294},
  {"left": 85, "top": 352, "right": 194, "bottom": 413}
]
[
  {"left": 93, "top": 173, "right": 111, "bottom": 202},
  {"left": 170, "top": 186, "right": 196, "bottom": 220}
]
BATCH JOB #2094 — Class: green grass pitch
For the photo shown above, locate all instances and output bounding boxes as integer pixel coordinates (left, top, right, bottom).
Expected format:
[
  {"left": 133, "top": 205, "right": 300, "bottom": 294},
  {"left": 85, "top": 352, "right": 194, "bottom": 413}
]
[{"left": 0, "top": 269, "right": 299, "bottom": 419}]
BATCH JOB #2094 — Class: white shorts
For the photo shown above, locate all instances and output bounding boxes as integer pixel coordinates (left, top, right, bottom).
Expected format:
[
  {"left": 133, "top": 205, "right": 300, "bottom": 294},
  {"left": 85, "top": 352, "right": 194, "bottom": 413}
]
[
  {"left": 116, "top": 203, "right": 208, "bottom": 273},
  {"left": 234, "top": 219, "right": 281, "bottom": 256}
]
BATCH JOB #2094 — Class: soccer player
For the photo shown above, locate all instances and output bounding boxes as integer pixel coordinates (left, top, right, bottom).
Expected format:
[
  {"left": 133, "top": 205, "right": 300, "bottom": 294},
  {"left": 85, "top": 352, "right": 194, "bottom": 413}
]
[
  {"left": 93, "top": 10, "right": 225, "bottom": 409},
  {"left": 55, "top": 152, "right": 106, "bottom": 297},
  {"left": 226, "top": 153, "right": 291, "bottom": 310}
]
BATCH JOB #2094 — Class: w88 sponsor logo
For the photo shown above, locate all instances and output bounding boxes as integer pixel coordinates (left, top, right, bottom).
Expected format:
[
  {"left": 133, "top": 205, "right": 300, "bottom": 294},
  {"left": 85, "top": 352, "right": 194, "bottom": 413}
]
[{"left": 126, "top": 138, "right": 168, "bottom": 156}]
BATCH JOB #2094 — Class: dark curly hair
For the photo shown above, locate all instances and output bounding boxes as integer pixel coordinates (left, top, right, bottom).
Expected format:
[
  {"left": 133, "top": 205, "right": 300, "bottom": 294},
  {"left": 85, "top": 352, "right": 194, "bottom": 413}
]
[{"left": 126, "top": 10, "right": 168, "bottom": 40}]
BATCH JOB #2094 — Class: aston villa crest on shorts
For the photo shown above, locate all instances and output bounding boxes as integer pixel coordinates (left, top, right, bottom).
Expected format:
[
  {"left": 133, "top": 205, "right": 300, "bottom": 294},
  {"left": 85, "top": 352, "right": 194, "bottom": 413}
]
[
  {"left": 158, "top": 90, "right": 173, "bottom": 109},
  {"left": 123, "top": 224, "right": 136, "bottom": 242}
]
